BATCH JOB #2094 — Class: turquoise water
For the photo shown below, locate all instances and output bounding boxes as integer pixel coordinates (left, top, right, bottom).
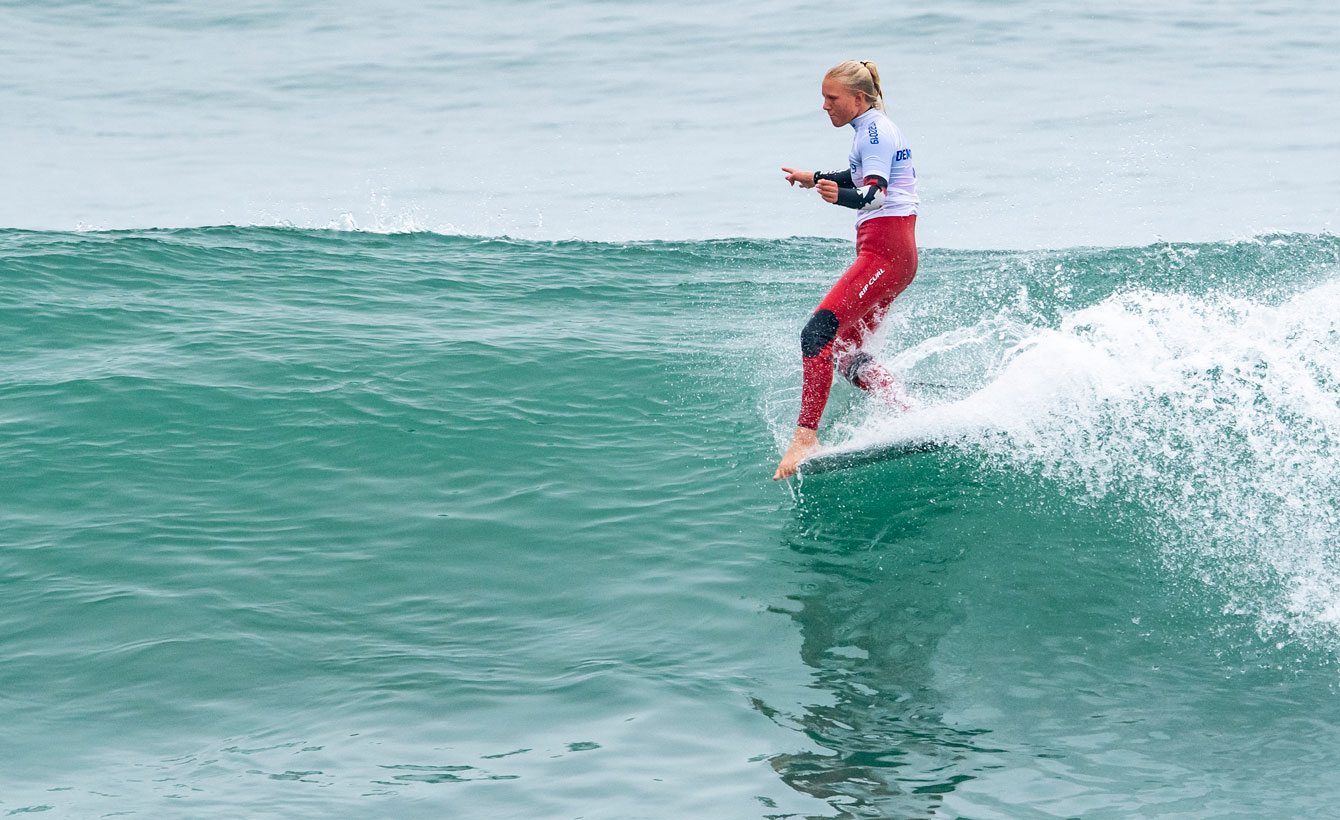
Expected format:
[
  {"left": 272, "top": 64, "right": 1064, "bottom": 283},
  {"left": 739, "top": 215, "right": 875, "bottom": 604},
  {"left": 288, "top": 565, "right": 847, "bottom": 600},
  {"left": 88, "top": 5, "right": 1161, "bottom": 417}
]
[
  {"left": 7, "top": 1, "right": 1340, "bottom": 816},
  {"left": 5, "top": 228, "right": 1340, "bottom": 817}
]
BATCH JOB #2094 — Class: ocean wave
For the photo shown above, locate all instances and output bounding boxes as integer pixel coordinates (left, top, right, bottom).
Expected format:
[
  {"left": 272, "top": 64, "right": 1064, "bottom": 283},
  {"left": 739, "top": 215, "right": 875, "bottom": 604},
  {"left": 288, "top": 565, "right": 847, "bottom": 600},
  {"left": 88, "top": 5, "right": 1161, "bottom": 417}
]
[{"left": 809, "top": 239, "right": 1340, "bottom": 654}]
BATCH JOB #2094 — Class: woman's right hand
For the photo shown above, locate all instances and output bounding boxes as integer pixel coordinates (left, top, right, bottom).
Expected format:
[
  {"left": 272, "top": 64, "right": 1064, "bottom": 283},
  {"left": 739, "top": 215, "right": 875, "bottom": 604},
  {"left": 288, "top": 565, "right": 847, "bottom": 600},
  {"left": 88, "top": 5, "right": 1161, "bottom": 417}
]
[
  {"left": 815, "top": 179, "right": 840, "bottom": 203},
  {"left": 782, "top": 167, "right": 816, "bottom": 189}
]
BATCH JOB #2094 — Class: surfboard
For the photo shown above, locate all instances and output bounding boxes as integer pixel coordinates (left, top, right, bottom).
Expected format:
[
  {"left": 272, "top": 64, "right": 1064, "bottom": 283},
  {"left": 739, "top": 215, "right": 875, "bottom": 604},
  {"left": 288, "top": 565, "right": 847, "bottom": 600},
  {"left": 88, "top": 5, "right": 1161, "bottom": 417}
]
[
  {"left": 791, "top": 381, "right": 978, "bottom": 476},
  {"left": 796, "top": 435, "right": 944, "bottom": 476}
]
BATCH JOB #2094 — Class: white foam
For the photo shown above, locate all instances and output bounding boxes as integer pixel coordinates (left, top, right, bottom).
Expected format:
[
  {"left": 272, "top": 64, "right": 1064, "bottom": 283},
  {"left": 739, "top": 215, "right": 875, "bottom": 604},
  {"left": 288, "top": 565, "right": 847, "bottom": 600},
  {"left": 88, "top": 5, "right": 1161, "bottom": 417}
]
[{"left": 842, "top": 275, "right": 1340, "bottom": 651}]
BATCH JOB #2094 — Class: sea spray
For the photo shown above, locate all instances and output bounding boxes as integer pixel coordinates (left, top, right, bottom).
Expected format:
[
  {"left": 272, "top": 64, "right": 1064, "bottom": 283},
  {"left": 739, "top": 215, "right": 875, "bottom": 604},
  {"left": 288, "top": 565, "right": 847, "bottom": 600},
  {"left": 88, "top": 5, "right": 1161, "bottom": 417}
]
[{"left": 824, "top": 262, "right": 1340, "bottom": 654}]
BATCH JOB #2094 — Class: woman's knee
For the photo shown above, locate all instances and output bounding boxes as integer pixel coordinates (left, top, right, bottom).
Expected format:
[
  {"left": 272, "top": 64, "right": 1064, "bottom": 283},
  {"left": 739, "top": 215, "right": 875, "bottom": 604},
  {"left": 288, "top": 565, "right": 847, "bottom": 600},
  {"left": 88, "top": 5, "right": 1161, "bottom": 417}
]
[
  {"left": 800, "top": 309, "right": 840, "bottom": 358},
  {"left": 835, "top": 350, "right": 873, "bottom": 383}
]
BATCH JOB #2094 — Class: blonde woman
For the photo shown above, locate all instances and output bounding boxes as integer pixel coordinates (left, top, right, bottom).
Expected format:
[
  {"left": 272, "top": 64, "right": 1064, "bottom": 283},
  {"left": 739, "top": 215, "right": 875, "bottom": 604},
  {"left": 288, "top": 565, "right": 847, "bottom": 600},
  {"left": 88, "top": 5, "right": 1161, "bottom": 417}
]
[{"left": 775, "top": 60, "right": 920, "bottom": 480}]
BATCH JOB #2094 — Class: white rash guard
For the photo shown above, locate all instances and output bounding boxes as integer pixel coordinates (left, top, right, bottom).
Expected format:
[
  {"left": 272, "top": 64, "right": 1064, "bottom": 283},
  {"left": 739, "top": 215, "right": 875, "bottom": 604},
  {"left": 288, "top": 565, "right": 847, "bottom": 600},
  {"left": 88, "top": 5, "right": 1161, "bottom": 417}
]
[{"left": 828, "top": 108, "right": 919, "bottom": 226}]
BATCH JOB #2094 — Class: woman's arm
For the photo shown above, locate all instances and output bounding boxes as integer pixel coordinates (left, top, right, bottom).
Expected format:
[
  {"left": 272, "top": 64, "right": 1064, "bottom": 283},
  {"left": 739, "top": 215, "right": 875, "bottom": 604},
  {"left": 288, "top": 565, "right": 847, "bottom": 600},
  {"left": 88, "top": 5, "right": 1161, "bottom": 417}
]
[
  {"left": 783, "top": 167, "right": 856, "bottom": 186},
  {"left": 815, "top": 169, "right": 855, "bottom": 187},
  {"left": 833, "top": 174, "right": 888, "bottom": 211},
  {"left": 784, "top": 167, "right": 857, "bottom": 203}
]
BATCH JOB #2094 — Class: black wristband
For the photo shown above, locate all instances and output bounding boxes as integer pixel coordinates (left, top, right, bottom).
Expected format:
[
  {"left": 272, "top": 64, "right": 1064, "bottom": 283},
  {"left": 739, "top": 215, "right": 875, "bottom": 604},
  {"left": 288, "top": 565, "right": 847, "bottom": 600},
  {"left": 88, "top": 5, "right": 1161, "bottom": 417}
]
[{"left": 812, "top": 171, "right": 819, "bottom": 186}]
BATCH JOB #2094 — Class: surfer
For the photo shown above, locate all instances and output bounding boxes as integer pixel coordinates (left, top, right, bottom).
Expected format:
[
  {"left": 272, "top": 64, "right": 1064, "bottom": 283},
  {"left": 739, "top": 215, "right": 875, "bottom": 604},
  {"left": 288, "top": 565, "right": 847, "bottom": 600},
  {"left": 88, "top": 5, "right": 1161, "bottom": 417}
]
[{"left": 774, "top": 59, "right": 920, "bottom": 480}]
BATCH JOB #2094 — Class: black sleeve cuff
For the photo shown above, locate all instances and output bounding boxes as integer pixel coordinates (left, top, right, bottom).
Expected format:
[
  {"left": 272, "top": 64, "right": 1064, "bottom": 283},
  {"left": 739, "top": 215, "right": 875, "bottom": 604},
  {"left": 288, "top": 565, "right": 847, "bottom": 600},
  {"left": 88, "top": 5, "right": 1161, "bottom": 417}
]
[
  {"left": 814, "top": 169, "right": 855, "bottom": 188},
  {"left": 834, "top": 187, "right": 863, "bottom": 209}
]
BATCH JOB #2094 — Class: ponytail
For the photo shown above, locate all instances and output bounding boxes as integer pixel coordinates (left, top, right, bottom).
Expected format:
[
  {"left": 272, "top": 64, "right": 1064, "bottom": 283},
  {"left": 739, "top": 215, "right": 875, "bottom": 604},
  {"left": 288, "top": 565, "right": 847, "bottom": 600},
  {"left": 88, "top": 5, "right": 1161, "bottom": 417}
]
[{"left": 861, "top": 61, "right": 885, "bottom": 112}]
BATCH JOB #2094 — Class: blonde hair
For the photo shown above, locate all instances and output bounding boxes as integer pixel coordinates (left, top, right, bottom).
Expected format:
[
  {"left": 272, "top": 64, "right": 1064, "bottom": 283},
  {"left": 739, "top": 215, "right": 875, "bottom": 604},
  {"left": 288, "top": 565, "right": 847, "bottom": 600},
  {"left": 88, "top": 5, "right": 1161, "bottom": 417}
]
[{"left": 825, "top": 59, "right": 885, "bottom": 112}]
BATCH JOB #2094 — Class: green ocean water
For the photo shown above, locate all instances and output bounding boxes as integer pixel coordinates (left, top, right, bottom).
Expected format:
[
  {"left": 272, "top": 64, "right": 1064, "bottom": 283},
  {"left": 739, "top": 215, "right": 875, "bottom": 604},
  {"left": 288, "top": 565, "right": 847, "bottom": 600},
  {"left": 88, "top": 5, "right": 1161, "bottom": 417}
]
[{"left": 6, "top": 227, "right": 1340, "bottom": 818}]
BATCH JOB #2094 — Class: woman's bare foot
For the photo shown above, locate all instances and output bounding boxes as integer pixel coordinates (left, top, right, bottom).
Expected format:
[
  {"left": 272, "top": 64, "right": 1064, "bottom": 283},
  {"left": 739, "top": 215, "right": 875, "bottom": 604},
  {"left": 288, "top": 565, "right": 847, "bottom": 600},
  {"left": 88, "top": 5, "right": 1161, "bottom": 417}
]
[{"left": 773, "top": 426, "right": 819, "bottom": 480}]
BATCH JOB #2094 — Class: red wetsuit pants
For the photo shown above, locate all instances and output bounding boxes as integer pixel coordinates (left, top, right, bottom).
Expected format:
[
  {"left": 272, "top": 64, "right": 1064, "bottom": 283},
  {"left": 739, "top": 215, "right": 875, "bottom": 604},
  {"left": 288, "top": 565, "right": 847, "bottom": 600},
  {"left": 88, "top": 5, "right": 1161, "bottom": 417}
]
[{"left": 797, "top": 214, "right": 918, "bottom": 430}]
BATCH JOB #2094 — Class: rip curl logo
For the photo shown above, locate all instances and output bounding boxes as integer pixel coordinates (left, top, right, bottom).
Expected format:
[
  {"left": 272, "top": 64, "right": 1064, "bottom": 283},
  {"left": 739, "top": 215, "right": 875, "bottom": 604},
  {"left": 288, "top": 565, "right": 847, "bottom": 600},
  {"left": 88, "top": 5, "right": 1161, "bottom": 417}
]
[
  {"left": 867, "top": 123, "right": 879, "bottom": 143},
  {"left": 859, "top": 267, "right": 885, "bottom": 298}
]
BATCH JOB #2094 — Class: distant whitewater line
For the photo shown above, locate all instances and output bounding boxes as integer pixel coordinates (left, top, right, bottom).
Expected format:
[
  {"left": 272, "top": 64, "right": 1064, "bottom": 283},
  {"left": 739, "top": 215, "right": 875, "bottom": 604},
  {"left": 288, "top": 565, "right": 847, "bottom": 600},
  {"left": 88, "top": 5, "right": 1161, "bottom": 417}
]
[{"left": 35, "top": 223, "right": 1340, "bottom": 257}]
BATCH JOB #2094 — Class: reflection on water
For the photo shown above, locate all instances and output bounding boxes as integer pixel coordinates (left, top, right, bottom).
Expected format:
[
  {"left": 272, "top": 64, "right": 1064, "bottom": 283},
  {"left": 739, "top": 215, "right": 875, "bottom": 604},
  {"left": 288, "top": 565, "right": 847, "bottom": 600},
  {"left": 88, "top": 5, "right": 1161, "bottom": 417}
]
[
  {"left": 763, "top": 458, "right": 1004, "bottom": 818},
  {"left": 759, "top": 445, "right": 1340, "bottom": 819}
]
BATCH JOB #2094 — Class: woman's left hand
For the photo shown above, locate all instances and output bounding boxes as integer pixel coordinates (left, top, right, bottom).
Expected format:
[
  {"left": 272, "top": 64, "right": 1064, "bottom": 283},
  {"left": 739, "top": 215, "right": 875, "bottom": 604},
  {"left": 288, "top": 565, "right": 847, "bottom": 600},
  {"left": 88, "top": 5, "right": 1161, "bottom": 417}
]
[{"left": 816, "top": 179, "right": 840, "bottom": 204}]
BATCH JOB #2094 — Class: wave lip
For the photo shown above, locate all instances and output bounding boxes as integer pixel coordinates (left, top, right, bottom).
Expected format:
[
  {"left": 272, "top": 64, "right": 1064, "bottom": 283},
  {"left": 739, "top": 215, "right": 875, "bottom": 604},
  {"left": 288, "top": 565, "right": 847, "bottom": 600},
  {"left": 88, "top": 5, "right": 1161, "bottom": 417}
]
[{"left": 825, "top": 259, "right": 1340, "bottom": 653}]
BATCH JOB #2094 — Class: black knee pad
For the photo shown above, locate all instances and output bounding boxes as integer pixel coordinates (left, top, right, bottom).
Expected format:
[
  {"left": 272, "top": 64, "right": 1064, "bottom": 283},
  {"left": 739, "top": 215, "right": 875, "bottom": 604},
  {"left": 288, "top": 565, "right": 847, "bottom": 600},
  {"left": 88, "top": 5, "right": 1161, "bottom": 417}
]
[
  {"left": 800, "top": 309, "right": 839, "bottom": 358},
  {"left": 841, "top": 351, "right": 873, "bottom": 383}
]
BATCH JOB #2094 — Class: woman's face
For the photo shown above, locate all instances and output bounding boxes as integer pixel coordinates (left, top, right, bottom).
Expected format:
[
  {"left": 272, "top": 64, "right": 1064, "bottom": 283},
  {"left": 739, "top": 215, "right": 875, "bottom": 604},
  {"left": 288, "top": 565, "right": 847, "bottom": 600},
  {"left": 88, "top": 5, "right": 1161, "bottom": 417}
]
[{"left": 821, "top": 78, "right": 866, "bottom": 127}]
